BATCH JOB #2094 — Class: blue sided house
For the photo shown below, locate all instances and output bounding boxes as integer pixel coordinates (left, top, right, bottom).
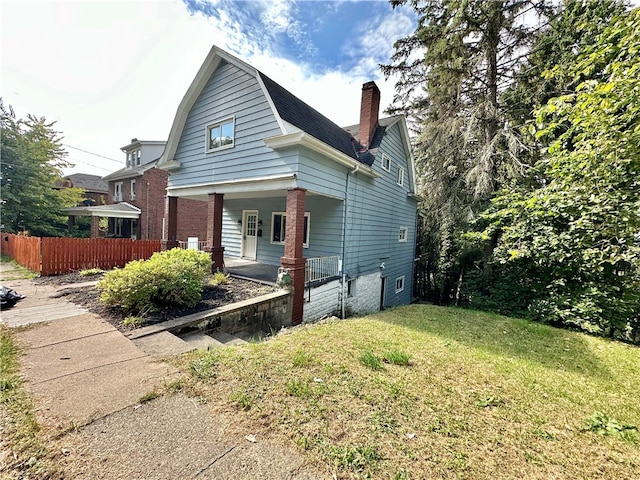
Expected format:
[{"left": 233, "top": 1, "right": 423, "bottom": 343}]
[{"left": 156, "top": 46, "right": 419, "bottom": 325}]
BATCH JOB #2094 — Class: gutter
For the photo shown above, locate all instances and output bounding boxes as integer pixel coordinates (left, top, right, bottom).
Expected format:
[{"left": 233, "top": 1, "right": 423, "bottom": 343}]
[
  {"left": 341, "top": 164, "right": 360, "bottom": 319},
  {"left": 264, "top": 132, "right": 381, "bottom": 179}
]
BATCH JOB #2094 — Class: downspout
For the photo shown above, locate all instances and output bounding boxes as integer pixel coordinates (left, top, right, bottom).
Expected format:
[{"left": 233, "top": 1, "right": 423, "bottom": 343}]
[{"left": 341, "top": 164, "right": 359, "bottom": 319}]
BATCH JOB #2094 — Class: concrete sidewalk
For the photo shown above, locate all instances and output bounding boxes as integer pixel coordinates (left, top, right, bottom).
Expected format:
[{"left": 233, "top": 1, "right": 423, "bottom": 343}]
[
  {"left": 1, "top": 274, "right": 327, "bottom": 479},
  {"left": 1, "top": 279, "right": 172, "bottom": 427}
]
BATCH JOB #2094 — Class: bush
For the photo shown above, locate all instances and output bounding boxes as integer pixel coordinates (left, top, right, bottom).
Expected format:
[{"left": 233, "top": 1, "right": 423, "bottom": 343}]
[{"left": 98, "top": 248, "right": 212, "bottom": 313}]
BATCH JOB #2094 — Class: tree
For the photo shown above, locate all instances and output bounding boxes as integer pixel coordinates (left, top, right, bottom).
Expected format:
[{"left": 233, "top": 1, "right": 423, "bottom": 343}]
[
  {"left": 382, "top": 0, "right": 551, "bottom": 304},
  {"left": 489, "top": 8, "right": 640, "bottom": 338},
  {"left": 0, "top": 100, "right": 82, "bottom": 236}
]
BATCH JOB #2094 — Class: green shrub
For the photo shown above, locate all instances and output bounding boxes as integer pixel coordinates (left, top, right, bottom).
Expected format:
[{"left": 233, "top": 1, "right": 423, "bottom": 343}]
[
  {"left": 78, "top": 268, "right": 105, "bottom": 277},
  {"left": 98, "top": 248, "right": 212, "bottom": 313},
  {"left": 209, "top": 271, "right": 229, "bottom": 286}
]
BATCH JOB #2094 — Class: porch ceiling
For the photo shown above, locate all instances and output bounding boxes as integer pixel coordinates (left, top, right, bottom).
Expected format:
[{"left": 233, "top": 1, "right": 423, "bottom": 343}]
[{"left": 63, "top": 202, "right": 141, "bottom": 219}]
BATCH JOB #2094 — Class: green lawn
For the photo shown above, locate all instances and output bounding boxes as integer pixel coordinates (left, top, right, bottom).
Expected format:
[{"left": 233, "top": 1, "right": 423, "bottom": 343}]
[{"left": 177, "top": 305, "right": 640, "bottom": 479}]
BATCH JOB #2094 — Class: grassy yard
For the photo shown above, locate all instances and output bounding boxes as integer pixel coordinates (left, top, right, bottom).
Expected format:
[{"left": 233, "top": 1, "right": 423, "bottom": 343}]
[{"left": 176, "top": 305, "right": 640, "bottom": 479}]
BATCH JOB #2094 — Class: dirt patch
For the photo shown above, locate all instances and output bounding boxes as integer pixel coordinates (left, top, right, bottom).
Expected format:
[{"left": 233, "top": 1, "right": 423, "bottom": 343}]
[{"left": 35, "top": 273, "right": 278, "bottom": 332}]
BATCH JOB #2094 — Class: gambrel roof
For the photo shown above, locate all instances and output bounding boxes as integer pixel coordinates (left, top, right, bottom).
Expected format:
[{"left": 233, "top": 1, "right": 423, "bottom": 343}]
[
  {"left": 258, "top": 72, "right": 363, "bottom": 162},
  {"left": 157, "top": 46, "right": 381, "bottom": 178}
]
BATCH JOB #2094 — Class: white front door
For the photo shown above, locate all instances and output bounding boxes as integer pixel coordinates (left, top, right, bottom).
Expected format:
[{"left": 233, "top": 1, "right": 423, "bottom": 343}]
[{"left": 241, "top": 210, "right": 258, "bottom": 260}]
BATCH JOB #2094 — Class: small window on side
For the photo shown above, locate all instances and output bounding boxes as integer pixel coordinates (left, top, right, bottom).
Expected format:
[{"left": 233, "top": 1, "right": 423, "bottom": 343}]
[
  {"left": 399, "top": 227, "right": 407, "bottom": 242},
  {"left": 395, "top": 275, "right": 405, "bottom": 293},
  {"left": 396, "top": 165, "right": 405, "bottom": 186},
  {"left": 381, "top": 153, "right": 391, "bottom": 172},
  {"left": 347, "top": 279, "right": 356, "bottom": 297}
]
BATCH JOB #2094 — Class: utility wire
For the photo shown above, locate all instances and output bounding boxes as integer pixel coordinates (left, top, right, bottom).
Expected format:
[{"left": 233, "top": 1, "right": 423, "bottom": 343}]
[{"left": 62, "top": 144, "right": 122, "bottom": 164}]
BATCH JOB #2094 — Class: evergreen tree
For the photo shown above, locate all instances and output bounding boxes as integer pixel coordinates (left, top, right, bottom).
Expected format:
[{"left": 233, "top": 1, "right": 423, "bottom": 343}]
[{"left": 382, "top": 0, "right": 551, "bottom": 304}]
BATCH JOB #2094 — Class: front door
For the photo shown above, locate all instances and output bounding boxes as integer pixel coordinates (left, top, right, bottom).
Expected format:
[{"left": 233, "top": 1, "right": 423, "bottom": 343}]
[{"left": 241, "top": 210, "right": 258, "bottom": 260}]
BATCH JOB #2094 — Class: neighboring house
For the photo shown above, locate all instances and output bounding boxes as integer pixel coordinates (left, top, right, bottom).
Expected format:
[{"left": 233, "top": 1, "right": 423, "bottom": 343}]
[
  {"left": 65, "top": 139, "right": 207, "bottom": 241},
  {"left": 156, "top": 46, "right": 419, "bottom": 325},
  {"left": 55, "top": 173, "right": 108, "bottom": 206}
]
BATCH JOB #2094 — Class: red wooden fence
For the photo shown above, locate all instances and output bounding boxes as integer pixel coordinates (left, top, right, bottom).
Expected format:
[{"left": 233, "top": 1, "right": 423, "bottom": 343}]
[
  {"left": 1, "top": 234, "right": 41, "bottom": 272},
  {"left": 1, "top": 234, "right": 161, "bottom": 276}
]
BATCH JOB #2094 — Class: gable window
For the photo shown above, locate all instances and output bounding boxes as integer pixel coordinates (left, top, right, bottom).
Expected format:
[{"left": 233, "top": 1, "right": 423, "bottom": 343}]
[
  {"left": 114, "top": 182, "right": 123, "bottom": 202},
  {"left": 130, "top": 180, "right": 136, "bottom": 200},
  {"left": 395, "top": 275, "right": 405, "bottom": 293},
  {"left": 381, "top": 153, "right": 391, "bottom": 172},
  {"left": 399, "top": 227, "right": 407, "bottom": 242},
  {"left": 206, "top": 117, "right": 235, "bottom": 152},
  {"left": 271, "top": 212, "right": 310, "bottom": 247},
  {"left": 396, "top": 165, "right": 405, "bottom": 186}
]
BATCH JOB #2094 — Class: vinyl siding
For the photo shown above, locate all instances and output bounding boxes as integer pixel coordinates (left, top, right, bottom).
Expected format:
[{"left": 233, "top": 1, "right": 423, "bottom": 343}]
[
  {"left": 222, "top": 195, "right": 344, "bottom": 266},
  {"left": 168, "top": 60, "right": 295, "bottom": 189},
  {"left": 343, "top": 122, "right": 418, "bottom": 308}
]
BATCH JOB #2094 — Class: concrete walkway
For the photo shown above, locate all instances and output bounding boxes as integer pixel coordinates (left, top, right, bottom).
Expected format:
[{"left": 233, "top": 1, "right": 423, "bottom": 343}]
[
  {"left": 0, "top": 273, "right": 327, "bottom": 479},
  {"left": 1, "top": 279, "right": 172, "bottom": 427}
]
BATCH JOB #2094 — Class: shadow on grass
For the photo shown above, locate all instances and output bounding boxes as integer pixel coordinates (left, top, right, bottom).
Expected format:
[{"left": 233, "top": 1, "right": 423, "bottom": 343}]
[{"left": 375, "top": 304, "right": 612, "bottom": 379}]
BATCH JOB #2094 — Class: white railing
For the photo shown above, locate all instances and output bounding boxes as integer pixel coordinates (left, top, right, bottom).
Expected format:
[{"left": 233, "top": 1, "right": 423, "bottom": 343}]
[
  {"left": 178, "top": 240, "right": 208, "bottom": 251},
  {"left": 305, "top": 256, "right": 340, "bottom": 284}
]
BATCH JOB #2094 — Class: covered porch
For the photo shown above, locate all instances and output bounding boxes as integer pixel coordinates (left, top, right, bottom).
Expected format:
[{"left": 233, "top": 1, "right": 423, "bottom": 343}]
[
  {"left": 164, "top": 178, "right": 345, "bottom": 324},
  {"left": 63, "top": 203, "right": 141, "bottom": 239}
]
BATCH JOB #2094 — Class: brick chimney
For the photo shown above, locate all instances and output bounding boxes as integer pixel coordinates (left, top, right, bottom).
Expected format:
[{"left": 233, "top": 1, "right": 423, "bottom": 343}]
[{"left": 359, "top": 81, "right": 380, "bottom": 149}]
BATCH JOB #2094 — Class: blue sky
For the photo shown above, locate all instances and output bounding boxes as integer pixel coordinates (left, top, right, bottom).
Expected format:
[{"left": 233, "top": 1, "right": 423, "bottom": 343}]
[{"left": 1, "top": 0, "right": 416, "bottom": 177}]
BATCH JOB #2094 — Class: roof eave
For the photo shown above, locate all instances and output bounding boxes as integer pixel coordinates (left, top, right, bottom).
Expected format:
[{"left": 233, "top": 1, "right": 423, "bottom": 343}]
[{"left": 264, "top": 133, "right": 381, "bottom": 179}]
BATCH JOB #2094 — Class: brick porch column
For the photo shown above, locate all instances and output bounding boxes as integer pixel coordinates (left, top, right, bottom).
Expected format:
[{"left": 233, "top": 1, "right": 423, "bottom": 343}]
[
  {"left": 204, "top": 193, "right": 225, "bottom": 272},
  {"left": 280, "top": 188, "right": 306, "bottom": 325},
  {"left": 162, "top": 196, "right": 179, "bottom": 250},
  {"left": 90, "top": 216, "right": 100, "bottom": 238}
]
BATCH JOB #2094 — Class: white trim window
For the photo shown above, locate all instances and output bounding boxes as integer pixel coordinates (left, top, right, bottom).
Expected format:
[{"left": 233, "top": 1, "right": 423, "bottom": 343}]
[
  {"left": 271, "top": 212, "right": 310, "bottom": 247},
  {"left": 130, "top": 179, "right": 136, "bottom": 200},
  {"left": 347, "top": 279, "right": 356, "bottom": 297},
  {"left": 396, "top": 165, "right": 405, "bottom": 186},
  {"left": 399, "top": 227, "right": 408, "bottom": 242},
  {"left": 395, "top": 275, "right": 405, "bottom": 293},
  {"left": 381, "top": 153, "right": 391, "bottom": 172},
  {"left": 206, "top": 117, "right": 235, "bottom": 152},
  {"left": 114, "top": 182, "right": 123, "bottom": 202},
  {"left": 136, "top": 149, "right": 141, "bottom": 166}
]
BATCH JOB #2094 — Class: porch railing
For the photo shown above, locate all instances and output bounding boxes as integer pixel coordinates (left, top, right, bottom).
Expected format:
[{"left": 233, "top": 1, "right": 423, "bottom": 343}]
[
  {"left": 178, "top": 240, "right": 208, "bottom": 251},
  {"left": 305, "top": 256, "right": 341, "bottom": 284}
]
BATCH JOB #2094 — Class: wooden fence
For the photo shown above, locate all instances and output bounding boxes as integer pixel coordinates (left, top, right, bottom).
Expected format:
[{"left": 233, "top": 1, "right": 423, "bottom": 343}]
[{"left": 1, "top": 233, "right": 162, "bottom": 276}]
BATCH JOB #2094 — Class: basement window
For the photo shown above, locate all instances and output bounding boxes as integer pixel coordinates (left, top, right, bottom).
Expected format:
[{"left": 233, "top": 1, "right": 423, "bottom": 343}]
[{"left": 347, "top": 279, "right": 356, "bottom": 297}]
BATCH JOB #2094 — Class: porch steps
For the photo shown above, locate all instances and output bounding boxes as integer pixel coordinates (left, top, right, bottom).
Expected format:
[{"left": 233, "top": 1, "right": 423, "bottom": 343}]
[{"left": 132, "top": 330, "right": 247, "bottom": 359}]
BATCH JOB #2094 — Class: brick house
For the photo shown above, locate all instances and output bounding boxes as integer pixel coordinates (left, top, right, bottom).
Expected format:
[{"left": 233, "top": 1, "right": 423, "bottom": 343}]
[
  {"left": 65, "top": 139, "right": 207, "bottom": 242},
  {"left": 55, "top": 173, "right": 108, "bottom": 206}
]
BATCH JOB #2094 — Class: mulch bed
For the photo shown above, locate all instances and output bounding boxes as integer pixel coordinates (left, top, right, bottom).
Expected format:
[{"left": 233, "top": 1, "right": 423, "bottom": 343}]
[{"left": 35, "top": 272, "right": 278, "bottom": 332}]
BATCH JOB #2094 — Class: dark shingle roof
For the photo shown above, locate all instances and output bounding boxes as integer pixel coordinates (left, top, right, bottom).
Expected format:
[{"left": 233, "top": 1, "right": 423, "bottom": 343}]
[
  {"left": 259, "top": 72, "right": 366, "bottom": 163},
  {"left": 66, "top": 174, "right": 108, "bottom": 193}
]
